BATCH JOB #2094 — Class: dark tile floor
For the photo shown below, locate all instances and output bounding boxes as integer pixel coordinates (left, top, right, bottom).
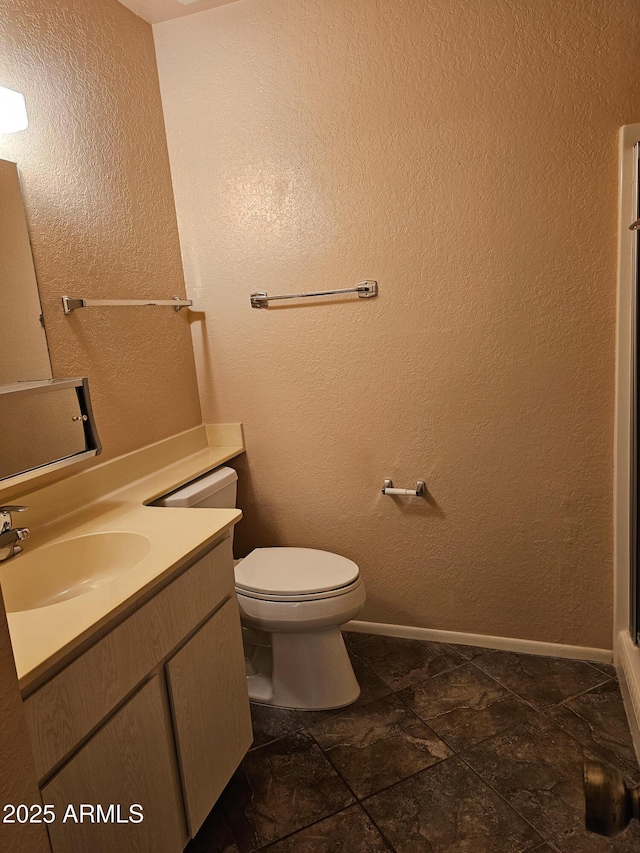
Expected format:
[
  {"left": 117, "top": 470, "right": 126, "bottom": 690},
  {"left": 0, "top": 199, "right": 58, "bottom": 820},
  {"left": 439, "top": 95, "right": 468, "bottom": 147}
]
[{"left": 186, "top": 632, "right": 640, "bottom": 853}]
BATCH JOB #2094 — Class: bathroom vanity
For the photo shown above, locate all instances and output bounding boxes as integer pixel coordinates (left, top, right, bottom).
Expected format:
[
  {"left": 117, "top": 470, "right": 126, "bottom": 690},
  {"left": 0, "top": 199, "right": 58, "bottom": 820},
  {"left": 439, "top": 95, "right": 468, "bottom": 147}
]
[
  {"left": 0, "top": 425, "right": 252, "bottom": 852},
  {"left": 29, "top": 537, "right": 249, "bottom": 852}
]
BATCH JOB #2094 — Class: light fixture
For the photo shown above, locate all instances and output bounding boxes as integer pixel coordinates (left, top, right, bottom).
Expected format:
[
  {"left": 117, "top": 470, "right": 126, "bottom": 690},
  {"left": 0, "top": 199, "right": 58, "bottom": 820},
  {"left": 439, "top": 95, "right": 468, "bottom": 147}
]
[{"left": 0, "top": 86, "right": 28, "bottom": 133}]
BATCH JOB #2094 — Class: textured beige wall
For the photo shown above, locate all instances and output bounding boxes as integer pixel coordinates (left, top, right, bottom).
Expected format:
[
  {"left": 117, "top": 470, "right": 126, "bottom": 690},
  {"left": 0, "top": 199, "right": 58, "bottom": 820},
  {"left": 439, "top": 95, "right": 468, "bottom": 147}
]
[
  {"left": 118, "top": 0, "right": 238, "bottom": 26},
  {"left": 0, "top": 0, "right": 202, "bottom": 467},
  {"left": 155, "top": 0, "right": 640, "bottom": 650}
]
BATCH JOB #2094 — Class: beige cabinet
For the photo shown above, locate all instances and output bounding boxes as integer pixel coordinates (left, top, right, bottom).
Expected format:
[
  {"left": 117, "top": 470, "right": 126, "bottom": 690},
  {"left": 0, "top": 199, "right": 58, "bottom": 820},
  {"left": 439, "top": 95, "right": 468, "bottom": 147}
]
[
  {"left": 25, "top": 536, "right": 252, "bottom": 852},
  {"left": 167, "top": 596, "right": 252, "bottom": 836},
  {"left": 25, "top": 538, "right": 236, "bottom": 780},
  {"left": 42, "top": 675, "right": 186, "bottom": 853}
]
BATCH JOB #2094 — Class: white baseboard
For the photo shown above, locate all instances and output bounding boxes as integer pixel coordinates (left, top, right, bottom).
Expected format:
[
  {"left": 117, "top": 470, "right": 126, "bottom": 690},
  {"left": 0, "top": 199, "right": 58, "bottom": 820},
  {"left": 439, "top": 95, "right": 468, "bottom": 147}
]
[
  {"left": 344, "top": 620, "right": 613, "bottom": 664},
  {"left": 616, "top": 630, "right": 640, "bottom": 762}
]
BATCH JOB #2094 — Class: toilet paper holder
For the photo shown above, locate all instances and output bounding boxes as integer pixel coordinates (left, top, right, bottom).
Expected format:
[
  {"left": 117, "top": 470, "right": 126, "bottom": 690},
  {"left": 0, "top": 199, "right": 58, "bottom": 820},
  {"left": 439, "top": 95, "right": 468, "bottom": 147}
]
[{"left": 382, "top": 479, "right": 426, "bottom": 497}]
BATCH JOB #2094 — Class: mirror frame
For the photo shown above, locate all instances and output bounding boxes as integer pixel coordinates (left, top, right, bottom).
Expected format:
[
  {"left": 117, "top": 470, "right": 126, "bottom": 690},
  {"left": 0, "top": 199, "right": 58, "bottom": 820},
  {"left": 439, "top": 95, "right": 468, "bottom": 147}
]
[{"left": 0, "top": 377, "right": 101, "bottom": 489}]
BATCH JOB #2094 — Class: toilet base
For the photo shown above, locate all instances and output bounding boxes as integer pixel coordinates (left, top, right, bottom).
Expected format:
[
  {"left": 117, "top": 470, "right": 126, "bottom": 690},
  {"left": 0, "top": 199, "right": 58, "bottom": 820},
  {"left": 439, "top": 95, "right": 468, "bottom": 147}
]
[{"left": 244, "top": 626, "right": 360, "bottom": 711}]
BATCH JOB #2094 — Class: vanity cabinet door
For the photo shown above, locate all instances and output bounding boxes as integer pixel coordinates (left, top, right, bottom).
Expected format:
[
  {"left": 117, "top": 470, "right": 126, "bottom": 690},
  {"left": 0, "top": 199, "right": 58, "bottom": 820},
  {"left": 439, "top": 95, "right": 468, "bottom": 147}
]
[
  {"left": 42, "top": 675, "right": 186, "bottom": 853},
  {"left": 166, "top": 596, "right": 252, "bottom": 837}
]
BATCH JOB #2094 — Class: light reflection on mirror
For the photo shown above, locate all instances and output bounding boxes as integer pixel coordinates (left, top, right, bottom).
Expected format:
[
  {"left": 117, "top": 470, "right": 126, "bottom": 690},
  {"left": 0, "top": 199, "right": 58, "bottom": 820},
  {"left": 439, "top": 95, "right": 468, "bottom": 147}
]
[{"left": 0, "top": 158, "right": 52, "bottom": 384}]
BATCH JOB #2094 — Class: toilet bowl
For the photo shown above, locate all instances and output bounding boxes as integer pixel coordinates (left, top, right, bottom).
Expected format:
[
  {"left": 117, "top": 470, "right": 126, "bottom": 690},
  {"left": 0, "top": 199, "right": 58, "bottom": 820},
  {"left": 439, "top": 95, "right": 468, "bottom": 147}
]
[
  {"left": 236, "top": 547, "right": 366, "bottom": 709},
  {"left": 154, "top": 467, "right": 366, "bottom": 711}
]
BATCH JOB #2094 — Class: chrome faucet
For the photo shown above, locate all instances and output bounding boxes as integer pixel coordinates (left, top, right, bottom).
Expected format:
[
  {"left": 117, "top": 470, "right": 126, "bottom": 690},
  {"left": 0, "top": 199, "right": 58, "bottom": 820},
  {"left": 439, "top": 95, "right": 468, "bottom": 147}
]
[{"left": 0, "top": 506, "right": 30, "bottom": 562}]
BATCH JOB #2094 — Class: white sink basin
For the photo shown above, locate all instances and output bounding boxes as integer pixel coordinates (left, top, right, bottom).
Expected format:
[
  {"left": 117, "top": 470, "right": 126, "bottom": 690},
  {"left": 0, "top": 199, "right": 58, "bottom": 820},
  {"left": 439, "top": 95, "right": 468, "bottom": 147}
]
[{"left": 0, "top": 532, "right": 152, "bottom": 613}]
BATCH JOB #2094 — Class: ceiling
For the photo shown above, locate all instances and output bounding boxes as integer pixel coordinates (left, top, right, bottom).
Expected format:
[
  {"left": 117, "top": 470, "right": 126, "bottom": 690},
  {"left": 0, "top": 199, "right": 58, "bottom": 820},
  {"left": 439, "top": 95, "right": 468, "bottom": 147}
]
[{"left": 117, "top": 0, "right": 239, "bottom": 25}]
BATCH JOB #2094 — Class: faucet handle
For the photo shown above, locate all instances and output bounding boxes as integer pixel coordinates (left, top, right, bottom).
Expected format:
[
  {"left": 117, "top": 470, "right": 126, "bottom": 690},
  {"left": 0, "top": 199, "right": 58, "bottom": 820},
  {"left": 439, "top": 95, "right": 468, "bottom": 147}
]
[{"left": 0, "top": 506, "right": 28, "bottom": 534}]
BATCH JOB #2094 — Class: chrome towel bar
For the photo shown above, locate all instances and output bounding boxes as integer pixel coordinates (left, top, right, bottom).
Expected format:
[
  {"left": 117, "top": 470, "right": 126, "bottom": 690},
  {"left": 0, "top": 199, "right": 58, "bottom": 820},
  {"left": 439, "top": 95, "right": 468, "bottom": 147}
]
[
  {"left": 62, "top": 296, "right": 192, "bottom": 315},
  {"left": 250, "top": 280, "right": 378, "bottom": 309}
]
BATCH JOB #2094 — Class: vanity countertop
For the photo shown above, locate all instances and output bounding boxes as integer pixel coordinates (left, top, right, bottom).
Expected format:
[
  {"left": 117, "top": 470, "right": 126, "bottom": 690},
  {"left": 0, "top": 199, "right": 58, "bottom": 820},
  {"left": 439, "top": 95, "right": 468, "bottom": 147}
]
[{"left": 0, "top": 424, "right": 245, "bottom": 693}]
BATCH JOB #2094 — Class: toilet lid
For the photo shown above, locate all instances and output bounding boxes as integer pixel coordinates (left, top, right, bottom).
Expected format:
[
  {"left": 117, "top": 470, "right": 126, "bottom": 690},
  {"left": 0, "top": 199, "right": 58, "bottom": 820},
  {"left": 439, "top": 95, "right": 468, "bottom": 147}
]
[{"left": 234, "top": 547, "right": 359, "bottom": 596}]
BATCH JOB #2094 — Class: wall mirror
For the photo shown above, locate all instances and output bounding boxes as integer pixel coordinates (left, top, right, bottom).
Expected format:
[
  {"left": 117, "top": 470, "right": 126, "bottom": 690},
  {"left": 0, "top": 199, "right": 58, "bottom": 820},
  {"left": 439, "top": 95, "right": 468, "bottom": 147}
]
[
  {"left": 0, "top": 159, "right": 52, "bottom": 384},
  {"left": 0, "top": 160, "right": 101, "bottom": 489}
]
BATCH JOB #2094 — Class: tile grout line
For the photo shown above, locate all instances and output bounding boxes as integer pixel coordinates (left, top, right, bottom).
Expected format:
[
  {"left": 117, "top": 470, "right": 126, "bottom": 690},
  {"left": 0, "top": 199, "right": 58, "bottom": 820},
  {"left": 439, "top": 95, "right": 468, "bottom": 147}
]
[
  {"left": 306, "top": 713, "right": 458, "bottom": 805},
  {"left": 357, "top": 797, "right": 403, "bottom": 853},
  {"left": 343, "top": 802, "right": 398, "bottom": 853},
  {"left": 299, "top": 725, "right": 404, "bottom": 850},
  {"left": 470, "top": 656, "right": 613, "bottom": 713},
  {"left": 356, "top": 750, "right": 547, "bottom": 853},
  {"left": 456, "top": 749, "right": 551, "bottom": 850},
  {"left": 252, "top": 802, "right": 395, "bottom": 853},
  {"left": 304, "top": 725, "right": 362, "bottom": 804},
  {"left": 541, "top": 706, "right": 640, "bottom": 782},
  {"left": 464, "top": 660, "right": 548, "bottom": 712},
  {"left": 348, "top": 639, "right": 470, "bottom": 694},
  {"left": 392, "top": 673, "right": 543, "bottom": 757},
  {"left": 374, "top": 654, "right": 472, "bottom": 695},
  {"left": 231, "top": 728, "right": 363, "bottom": 851},
  {"left": 550, "top": 676, "right": 615, "bottom": 707},
  {"left": 252, "top": 800, "right": 359, "bottom": 852},
  {"left": 247, "top": 718, "right": 306, "bottom": 753},
  {"left": 305, "top": 690, "right": 464, "bottom": 794},
  {"left": 584, "top": 660, "right": 616, "bottom": 677},
  {"left": 304, "top": 701, "right": 460, "bottom": 809},
  {"left": 461, "top": 659, "right": 610, "bottom": 720}
]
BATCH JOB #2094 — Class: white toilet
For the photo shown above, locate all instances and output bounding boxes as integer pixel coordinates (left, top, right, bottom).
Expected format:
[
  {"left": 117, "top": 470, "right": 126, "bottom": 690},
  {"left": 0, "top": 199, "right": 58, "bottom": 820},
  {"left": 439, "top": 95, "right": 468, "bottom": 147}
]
[{"left": 156, "top": 467, "right": 366, "bottom": 711}]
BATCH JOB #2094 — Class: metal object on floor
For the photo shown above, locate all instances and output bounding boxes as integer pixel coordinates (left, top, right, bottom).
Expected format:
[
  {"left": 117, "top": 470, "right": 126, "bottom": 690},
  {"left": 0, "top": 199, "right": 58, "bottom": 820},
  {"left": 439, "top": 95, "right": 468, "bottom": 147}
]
[{"left": 584, "top": 761, "right": 640, "bottom": 836}]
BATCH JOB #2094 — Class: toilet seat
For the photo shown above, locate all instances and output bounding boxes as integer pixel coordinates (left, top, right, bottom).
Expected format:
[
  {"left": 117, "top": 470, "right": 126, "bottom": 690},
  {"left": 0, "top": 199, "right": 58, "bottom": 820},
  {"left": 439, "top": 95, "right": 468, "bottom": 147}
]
[
  {"left": 236, "top": 576, "right": 363, "bottom": 602},
  {"left": 236, "top": 574, "right": 366, "bottom": 635},
  {"left": 234, "top": 547, "right": 360, "bottom": 599}
]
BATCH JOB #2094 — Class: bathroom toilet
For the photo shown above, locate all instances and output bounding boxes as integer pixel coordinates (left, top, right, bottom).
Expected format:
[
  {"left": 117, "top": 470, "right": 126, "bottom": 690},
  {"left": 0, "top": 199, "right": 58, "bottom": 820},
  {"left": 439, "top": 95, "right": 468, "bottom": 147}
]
[{"left": 155, "top": 467, "right": 365, "bottom": 710}]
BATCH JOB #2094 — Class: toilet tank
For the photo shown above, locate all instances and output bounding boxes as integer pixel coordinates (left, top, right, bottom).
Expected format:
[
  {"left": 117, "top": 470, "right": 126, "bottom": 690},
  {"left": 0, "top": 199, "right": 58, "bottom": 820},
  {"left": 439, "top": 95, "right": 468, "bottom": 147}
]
[{"left": 154, "top": 466, "right": 238, "bottom": 509}]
